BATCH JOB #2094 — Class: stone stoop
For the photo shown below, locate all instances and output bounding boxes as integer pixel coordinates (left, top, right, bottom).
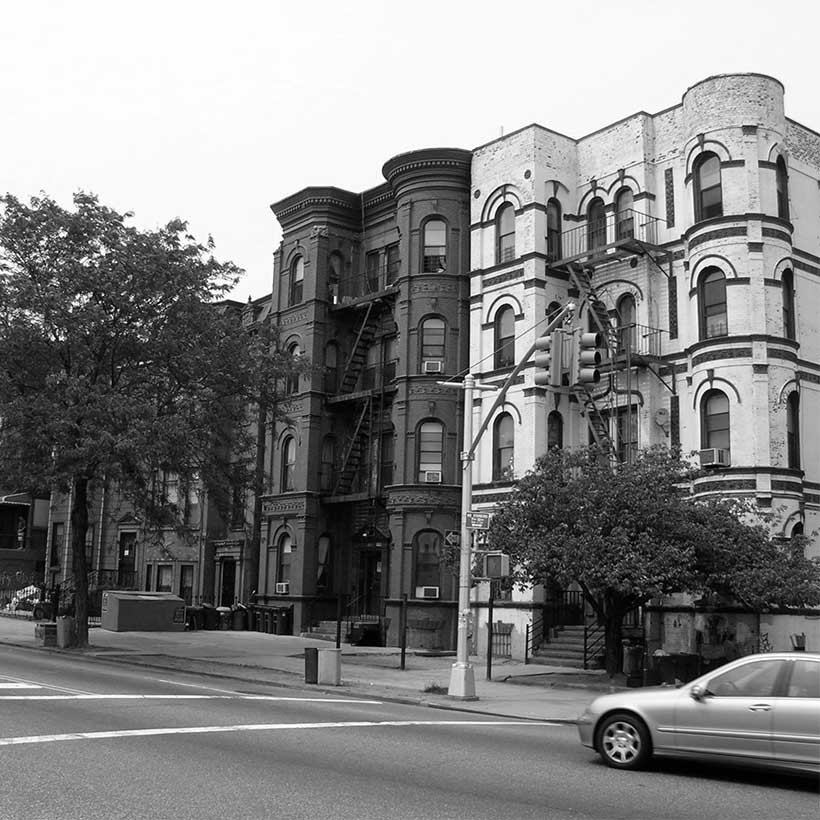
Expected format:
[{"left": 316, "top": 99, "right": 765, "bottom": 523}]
[{"left": 530, "top": 624, "right": 588, "bottom": 669}]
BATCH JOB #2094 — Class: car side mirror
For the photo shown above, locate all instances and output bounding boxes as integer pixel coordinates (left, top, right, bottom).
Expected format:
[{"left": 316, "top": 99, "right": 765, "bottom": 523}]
[{"left": 690, "top": 684, "right": 707, "bottom": 701}]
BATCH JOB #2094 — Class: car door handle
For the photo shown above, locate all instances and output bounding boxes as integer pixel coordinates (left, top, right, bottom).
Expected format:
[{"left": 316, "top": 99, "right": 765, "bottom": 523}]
[{"left": 748, "top": 704, "right": 772, "bottom": 712}]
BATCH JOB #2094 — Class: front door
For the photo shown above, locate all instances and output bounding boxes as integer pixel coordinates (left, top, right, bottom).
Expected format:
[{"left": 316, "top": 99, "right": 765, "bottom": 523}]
[
  {"left": 117, "top": 532, "right": 136, "bottom": 587},
  {"left": 354, "top": 549, "right": 382, "bottom": 616},
  {"left": 220, "top": 559, "right": 236, "bottom": 607}
]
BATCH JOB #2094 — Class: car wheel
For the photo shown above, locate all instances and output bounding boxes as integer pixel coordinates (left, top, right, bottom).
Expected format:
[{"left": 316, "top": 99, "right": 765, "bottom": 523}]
[{"left": 596, "top": 712, "right": 651, "bottom": 770}]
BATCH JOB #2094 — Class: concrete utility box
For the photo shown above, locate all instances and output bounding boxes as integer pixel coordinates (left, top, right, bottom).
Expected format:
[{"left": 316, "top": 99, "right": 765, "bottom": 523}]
[{"left": 101, "top": 591, "right": 187, "bottom": 632}]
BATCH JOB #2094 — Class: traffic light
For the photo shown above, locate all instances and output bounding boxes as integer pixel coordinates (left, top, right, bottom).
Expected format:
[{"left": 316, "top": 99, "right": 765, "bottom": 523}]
[
  {"left": 575, "top": 331, "right": 603, "bottom": 385},
  {"left": 533, "top": 330, "right": 563, "bottom": 387},
  {"left": 484, "top": 552, "right": 510, "bottom": 579}
]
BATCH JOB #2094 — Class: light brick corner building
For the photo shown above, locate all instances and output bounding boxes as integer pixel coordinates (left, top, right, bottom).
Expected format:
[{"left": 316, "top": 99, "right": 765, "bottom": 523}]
[{"left": 469, "top": 73, "right": 820, "bottom": 666}]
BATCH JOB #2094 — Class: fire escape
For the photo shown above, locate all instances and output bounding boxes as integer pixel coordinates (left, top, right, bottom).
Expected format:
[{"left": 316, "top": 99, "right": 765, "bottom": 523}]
[
  {"left": 323, "top": 262, "right": 399, "bottom": 537},
  {"left": 548, "top": 208, "right": 672, "bottom": 455}
]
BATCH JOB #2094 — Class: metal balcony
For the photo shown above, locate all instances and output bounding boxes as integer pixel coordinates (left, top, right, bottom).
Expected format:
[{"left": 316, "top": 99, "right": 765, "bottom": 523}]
[{"left": 330, "top": 264, "right": 400, "bottom": 308}]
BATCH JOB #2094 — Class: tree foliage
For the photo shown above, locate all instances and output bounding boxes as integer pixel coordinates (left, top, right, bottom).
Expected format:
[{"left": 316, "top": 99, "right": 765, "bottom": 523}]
[
  {"left": 488, "top": 445, "right": 820, "bottom": 674},
  {"left": 0, "top": 192, "right": 295, "bottom": 645}
]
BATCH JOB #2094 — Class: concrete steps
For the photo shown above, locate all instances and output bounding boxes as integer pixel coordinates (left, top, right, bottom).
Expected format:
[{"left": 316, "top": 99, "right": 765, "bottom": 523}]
[{"left": 530, "top": 625, "right": 590, "bottom": 669}]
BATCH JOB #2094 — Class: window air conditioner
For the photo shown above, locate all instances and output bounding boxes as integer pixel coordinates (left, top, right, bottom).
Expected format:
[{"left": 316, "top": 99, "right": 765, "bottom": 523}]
[
  {"left": 275, "top": 582, "right": 290, "bottom": 595},
  {"left": 415, "top": 586, "right": 440, "bottom": 599},
  {"left": 424, "top": 470, "right": 443, "bottom": 483},
  {"left": 423, "top": 360, "right": 443, "bottom": 374},
  {"left": 699, "top": 448, "right": 730, "bottom": 468}
]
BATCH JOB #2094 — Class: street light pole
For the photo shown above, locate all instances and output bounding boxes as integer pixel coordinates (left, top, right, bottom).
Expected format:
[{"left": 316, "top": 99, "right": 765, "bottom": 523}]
[{"left": 449, "top": 373, "right": 477, "bottom": 699}]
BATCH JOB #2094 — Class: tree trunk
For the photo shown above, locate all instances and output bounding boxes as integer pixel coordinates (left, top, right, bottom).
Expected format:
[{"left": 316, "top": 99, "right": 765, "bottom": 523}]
[
  {"left": 70, "top": 475, "right": 90, "bottom": 648},
  {"left": 603, "top": 600, "right": 624, "bottom": 678},
  {"left": 243, "top": 393, "right": 267, "bottom": 604}
]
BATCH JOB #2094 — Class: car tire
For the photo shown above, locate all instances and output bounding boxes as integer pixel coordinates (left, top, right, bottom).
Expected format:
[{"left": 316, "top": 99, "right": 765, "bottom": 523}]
[{"left": 596, "top": 711, "right": 651, "bottom": 770}]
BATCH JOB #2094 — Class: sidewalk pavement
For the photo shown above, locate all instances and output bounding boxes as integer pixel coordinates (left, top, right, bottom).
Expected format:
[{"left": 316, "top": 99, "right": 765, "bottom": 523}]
[{"left": 0, "top": 614, "right": 627, "bottom": 723}]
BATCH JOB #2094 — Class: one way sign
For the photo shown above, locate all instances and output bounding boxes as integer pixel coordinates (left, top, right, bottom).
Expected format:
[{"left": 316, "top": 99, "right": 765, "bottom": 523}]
[{"left": 444, "top": 530, "right": 460, "bottom": 546}]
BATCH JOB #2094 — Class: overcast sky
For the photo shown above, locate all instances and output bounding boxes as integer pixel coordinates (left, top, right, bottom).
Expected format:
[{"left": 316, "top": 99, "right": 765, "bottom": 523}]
[{"left": 2, "top": 1, "right": 815, "bottom": 302}]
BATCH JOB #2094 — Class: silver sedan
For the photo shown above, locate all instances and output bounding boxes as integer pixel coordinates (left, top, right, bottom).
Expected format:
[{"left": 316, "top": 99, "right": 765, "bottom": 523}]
[{"left": 577, "top": 652, "right": 819, "bottom": 773}]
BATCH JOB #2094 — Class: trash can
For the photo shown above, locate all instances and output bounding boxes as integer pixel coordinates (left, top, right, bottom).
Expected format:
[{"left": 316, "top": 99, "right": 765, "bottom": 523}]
[
  {"left": 272, "top": 606, "right": 292, "bottom": 636},
  {"left": 186, "top": 605, "right": 204, "bottom": 631},
  {"left": 216, "top": 606, "right": 232, "bottom": 630},
  {"left": 232, "top": 607, "right": 248, "bottom": 631},
  {"left": 622, "top": 641, "right": 644, "bottom": 687},
  {"left": 56, "top": 616, "right": 76, "bottom": 648},
  {"left": 304, "top": 647, "right": 318, "bottom": 684},
  {"left": 202, "top": 603, "right": 219, "bottom": 630}
]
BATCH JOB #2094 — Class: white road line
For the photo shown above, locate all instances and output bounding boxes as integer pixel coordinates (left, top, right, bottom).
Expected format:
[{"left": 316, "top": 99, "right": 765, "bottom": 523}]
[
  {"left": 0, "top": 683, "right": 43, "bottom": 689},
  {"left": 0, "top": 695, "right": 382, "bottom": 702},
  {"left": 0, "top": 720, "right": 552, "bottom": 747},
  {"left": 0, "top": 675, "right": 93, "bottom": 696}
]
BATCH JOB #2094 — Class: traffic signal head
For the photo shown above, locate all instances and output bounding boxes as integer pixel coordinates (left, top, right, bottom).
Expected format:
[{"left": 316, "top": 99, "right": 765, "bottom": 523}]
[
  {"left": 576, "top": 331, "right": 603, "bottom": 385},
  {"left": 533, "top": 330, "right": 563, "bottom": 387}
]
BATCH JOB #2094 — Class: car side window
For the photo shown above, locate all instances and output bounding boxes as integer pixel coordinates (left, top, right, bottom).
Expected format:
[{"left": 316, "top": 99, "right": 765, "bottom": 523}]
[
  {"left": 706, "top": 659, "right": 782, "bottom": 697},
  {"left": 786, "top": 660, "right": 820, "bottom": 698}
]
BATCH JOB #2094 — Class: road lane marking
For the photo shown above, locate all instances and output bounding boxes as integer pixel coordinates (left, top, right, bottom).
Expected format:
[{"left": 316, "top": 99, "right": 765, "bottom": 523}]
[
  {"left": 0, "top": 720, "right": 553, "bottom": 746},
  {"left": 0, "top": 695, "right": 383, "bottom": 702},
  {"left": 0, "top": 683, "right": 43, "bottom": 689},
  {"left": 0, "top": 675, "right": 93, "bottom": 696}
]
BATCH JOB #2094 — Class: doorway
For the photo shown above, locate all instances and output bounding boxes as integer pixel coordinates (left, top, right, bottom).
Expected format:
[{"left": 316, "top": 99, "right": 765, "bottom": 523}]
[
  {"left": 220, "top": 558, "right": 236, "bottom": 607},
  {"left": 353, "top": 549, "right": 382, "bottom": 616},
  {"left": 117, "top": 532, "right": 136, "bottom": 587}
]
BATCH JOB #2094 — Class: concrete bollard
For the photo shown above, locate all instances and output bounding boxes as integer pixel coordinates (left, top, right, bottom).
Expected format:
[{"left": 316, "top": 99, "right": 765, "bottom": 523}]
[{"left": 317, "top": 648, "right": 342, "bottom": 685}]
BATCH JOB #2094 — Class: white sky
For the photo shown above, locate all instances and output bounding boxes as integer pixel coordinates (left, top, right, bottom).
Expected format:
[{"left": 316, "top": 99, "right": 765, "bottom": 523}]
[{"left": 2, "top": 1, "right": 816, "bottom": 302}]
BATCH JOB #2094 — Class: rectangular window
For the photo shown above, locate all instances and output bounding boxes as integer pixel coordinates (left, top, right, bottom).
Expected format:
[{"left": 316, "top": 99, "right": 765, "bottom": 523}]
[
  {"left": 414, "top": 532, "right": 441, "bottom": 588},
  {"left": 380, "top": 432, "right": 394, "bottom": 490},
  {"left": 366, "top": 251, "right": 380, "bottom": 290},
  {"left": 417, "top": 423, "right": 444, "bottom": 481},
  {"left": 386, "top": 244, "right": 400, "bottom": 283},
  {"left": 156, "top": 564, "right": 172, "bottom": 593}
]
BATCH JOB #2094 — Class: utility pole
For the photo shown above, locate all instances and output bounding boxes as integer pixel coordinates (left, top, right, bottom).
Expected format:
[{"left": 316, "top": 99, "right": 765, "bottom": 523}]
[{"left": 440, "top": 300, "right": 575, "bottom": 701}]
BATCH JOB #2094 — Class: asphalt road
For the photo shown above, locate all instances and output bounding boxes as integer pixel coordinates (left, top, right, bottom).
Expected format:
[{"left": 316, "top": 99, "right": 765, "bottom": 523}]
[{"left": 0, "top": 645, "right": 816, "bottom": 820}]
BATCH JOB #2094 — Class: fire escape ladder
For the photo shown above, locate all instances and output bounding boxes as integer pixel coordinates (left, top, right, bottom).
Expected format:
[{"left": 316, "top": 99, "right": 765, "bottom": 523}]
[
  {"left": 334, "top": 398, "right": 372, "bottom": 495},
  {"left": 339, "top": 302, "right": 377, "bottom": 394},
  {"left": 574, "top": 387, "right": 615, "bottom": 455},
  {"left": 566, "top": 262, "right": 618, "bottom": 348}
]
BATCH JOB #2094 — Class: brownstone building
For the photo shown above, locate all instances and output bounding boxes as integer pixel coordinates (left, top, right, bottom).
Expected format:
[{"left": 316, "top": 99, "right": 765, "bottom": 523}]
[{"left": 260, "top": 148, "right": 472, "bottom": 647}]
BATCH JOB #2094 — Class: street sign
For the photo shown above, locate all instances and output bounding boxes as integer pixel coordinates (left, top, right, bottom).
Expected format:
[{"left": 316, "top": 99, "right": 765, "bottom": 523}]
[
  {"left": 466, "top": 511, "right": 490, "bottom": 530},
  {"left": 444, "top": 530, "right": 460, "bottom": 547}
]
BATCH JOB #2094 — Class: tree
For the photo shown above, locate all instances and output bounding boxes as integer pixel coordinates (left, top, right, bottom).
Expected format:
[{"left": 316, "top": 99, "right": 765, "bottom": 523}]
[
  {"left": 0, "top": 192, "right": 290, "bottom": 647},
  {"left": 488, "top": 445, "right": 820, "bottom": 675}
]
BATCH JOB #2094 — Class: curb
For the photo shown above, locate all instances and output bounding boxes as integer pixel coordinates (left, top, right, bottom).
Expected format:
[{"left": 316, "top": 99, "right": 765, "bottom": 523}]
[{"left": 0, "top": 638, "right": 579, "bottom": 724}]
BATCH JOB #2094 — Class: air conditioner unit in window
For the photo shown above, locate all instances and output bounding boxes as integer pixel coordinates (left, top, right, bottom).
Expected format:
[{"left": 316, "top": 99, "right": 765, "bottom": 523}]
[
  {"left": 423, "top": 360, "right": 443, "bottom": 374},
  {"left": 699, "top": 448, "right": 730, "bottom": 468},
  {"left": 275, "top": 581, "right": 290, "bottom": 595},
  {"left": 415, "top": 586, "right": 440, "bottom": 599},
  {"left": 424, "top": 470, "right": 443, "bottom": 483}
]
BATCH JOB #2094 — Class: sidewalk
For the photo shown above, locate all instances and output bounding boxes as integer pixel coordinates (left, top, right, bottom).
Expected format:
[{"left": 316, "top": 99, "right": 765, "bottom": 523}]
[{"left": 0, "top": 614, "right": 626, "bottom": 723}]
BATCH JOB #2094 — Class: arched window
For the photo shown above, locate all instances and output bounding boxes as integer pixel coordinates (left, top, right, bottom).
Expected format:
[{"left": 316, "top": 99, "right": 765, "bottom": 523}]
[
  {"left": 286, "top": 344, "right": 300, "bottom": 394},
  {"left": 277, "top": 533, "right": 293, "bottom": 585},
  {"left": 547, "top": 301, "right": 563, "bottom": 324},
  {"left": 420, "top": 317, "right": 446, "bottom": 366},
  {"left": 791, "top": 522, "right": 804, "bottom": 539},
  {"left": 547, "top": 411, "right": 563, "bottom": 451},
  {"left": 546, "top": 198, "right": 562, "bottom": 262},
  {"left": 776, "top": 156, "right": 789, "bottom": 220},
  {"left": 616, "top": 293, "right": 636, "bottom": 352},
  {"left": 324, "top": 342, "right": 339, "bottom": 393},
  {"left": 782, "top": 269, "right": 796, "bottom": 340},
  {"left": 281, "top": 436, "right": 296, "bottom": 492},
  {"left": 701, "top": 390, "right": 730, "bottom": 451},
  {"left": 694, "top": 153, "right": 723, "bottom": 221},
  {"left": 423, "top": 219, "right": 447, "bottom": 272},
  {"left": 496, "top": 203, "right": 516, "bottom": 263},
  {"left": 417, "top": 420, "right": 444, "bottom": 482},
  {"left": 616, "top": 188, "right": 634, "bottom": 240},
  {"left": 320, "top": 436, "right": 335, "bottom": 492},
  {"left": 414, "top": 530, "right": 442, "bottom": 591},
  {"left": 290, "top": 256, "right": 304, "bottom": 306},
  {"left": 587, "top": 197, "right": 606, "bottom": 250},
  {"left": 494, "top": 306, "right": 515, "bottom": 369},
  {"left": 699, "top": 267, "right": 728, "bottom": 339},
  {"left": 787, "top": 392, "right": 800, "bottom": 469},
  {"left": 493, "top": 413, "right": 514, "bottom": 481},
  {"left": 316, "top": 535, "right": 331, "bottom": 590}
]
